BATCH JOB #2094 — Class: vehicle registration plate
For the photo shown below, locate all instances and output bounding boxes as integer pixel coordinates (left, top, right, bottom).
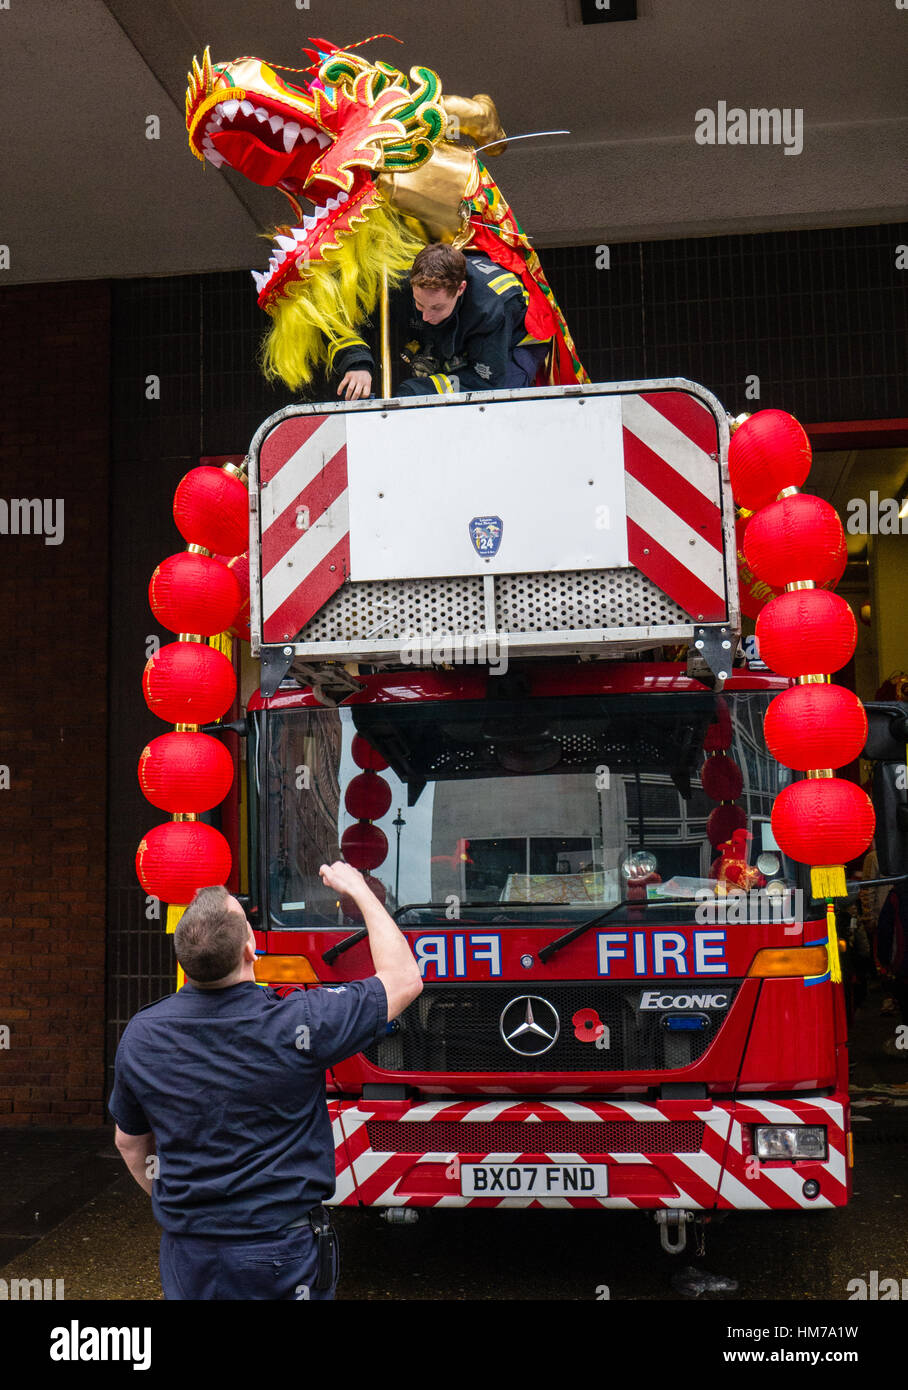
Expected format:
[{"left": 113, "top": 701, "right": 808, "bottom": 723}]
[{"left": 460, "top": 1162, "right": 608, "bottom": 1197}]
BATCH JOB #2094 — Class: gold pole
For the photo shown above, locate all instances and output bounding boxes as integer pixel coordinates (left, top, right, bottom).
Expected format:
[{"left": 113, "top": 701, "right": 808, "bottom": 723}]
[{"left": 380, "top": 265, "right": 392, "bottom": 399}]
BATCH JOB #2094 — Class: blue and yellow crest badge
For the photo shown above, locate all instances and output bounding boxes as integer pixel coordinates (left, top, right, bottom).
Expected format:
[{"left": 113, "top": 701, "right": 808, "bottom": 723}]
[{"left": 469, "top": 515, "right": 503, "bottom": 558}]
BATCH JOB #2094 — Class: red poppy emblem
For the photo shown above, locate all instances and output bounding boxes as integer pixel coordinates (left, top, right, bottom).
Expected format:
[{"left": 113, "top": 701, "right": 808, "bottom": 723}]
[{"left": 572, "top": 1007, "right": 605, "bottom": 1043}]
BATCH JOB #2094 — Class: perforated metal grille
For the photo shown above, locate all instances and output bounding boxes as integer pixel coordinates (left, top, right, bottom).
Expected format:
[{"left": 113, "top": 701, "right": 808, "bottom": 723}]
[
  {"left": 363, "top": 982, "right": 741, "bottom": 1074},
  {"left": 494, "top": 570, "right": 689, "bottom": 631},
  {"left": 366, "top": 1119, "right": 705, "bottom": 1155},
  {"left": 295, "top": 576, "right": 486, "bottom": 643},
  {"left": 293, "top": 568, "right": 690, "bottom": 645}
]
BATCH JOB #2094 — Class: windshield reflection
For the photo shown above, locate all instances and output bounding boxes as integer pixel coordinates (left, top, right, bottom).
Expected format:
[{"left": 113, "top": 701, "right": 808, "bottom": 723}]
[{"left": 264, "top": 693, "right": 798, "bottom": 927}]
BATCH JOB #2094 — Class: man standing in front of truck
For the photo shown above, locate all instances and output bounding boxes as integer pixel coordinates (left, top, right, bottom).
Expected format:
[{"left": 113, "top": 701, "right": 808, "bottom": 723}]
[{"left": 108, "top": 862, "right": 422, "bottom": 1300}]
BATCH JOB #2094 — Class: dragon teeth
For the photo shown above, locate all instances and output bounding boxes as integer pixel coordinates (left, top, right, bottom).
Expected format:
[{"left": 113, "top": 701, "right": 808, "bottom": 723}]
[
  {"left": 251, "top": 270, "right": 267, "bottom": 291},
  {"left": 219, "top": 99, "right": 240, "bottom": 119},
  {"left": 315, "top": 132, "right": 330, "bottom": 149},
  {"left": 254, "top": 107, "right": 269, "bottom": 122},
  {"left": 275, "top": 234, "right": 297, "bottom": 252},
  {"left": 239, "top": 100, "right": 255, "bottom": 116},
  {"left": 269, "top": 114, "right": 284, "bottom": 133},
  {"left": 336, "top": 190, "right": 349, "bottom": 202},
  {"left": 282, "top": 122, "right": 301, "bottom": 152}
]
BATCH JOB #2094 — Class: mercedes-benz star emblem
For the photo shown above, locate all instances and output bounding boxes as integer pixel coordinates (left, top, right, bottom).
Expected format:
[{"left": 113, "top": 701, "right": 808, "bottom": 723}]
[{"left": 499, "top": 996, "right": 560, "bottom": 1056}]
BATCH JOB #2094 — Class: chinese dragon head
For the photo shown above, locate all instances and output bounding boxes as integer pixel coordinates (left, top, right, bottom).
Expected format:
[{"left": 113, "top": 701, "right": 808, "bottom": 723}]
[{"left": 186, "top": 38, "right": 586, "bottom": 391}]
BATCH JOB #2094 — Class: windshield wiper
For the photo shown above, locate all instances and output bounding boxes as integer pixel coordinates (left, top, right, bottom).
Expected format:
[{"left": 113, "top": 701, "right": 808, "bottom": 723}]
[
  {"left": 321, "top": 904, "right": 422, "bottom": 964},
  {"left": 538, "top": 897, "right": 692, "bottom": 963}
]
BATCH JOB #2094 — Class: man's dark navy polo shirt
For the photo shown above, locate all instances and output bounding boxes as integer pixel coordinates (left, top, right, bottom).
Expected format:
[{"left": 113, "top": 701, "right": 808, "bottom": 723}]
[{"left": 108, "top": 976, "right": 388, "bottom": 1236}]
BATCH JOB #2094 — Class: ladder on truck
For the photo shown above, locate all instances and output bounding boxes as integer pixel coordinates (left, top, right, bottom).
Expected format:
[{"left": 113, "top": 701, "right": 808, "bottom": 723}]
[{"left": 246, "top": 379, "right": 740, "bottom": 699}]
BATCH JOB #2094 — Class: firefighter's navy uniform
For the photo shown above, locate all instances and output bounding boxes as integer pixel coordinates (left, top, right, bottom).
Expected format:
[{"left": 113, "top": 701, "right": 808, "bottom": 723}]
[
  {"left": 333, "top": 253, "right": 550, "bottom": 396},
  {"left": 109, "top": 975, "right": 388, "bottom": 1300}
]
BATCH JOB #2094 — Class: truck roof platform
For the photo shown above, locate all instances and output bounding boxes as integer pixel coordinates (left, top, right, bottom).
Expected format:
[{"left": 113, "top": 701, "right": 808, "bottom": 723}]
[{"left": 246, "top": 379, "right": 740, "bottom": 696}]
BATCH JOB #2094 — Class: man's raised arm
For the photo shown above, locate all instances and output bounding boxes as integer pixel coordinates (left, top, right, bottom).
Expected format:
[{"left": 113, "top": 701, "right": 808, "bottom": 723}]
[{"left": 319, "top": 862, "right": 423, "bottom": 1019}]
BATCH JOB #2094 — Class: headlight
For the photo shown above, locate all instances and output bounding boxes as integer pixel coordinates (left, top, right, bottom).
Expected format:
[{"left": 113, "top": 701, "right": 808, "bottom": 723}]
[{"left": 753, "top": 1125, "right": 827, "bottom": 1160}]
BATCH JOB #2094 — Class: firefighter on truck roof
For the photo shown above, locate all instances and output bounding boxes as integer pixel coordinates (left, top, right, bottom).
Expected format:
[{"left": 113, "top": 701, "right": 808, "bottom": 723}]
[{"left": 335, "top": 243, "right": 552, "bottom": 400}]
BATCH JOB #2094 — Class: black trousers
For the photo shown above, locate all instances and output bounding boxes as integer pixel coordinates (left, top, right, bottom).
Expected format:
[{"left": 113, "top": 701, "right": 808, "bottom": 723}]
[{"left": 159, "top": 1208, "right": 338, "bottom": 1301}]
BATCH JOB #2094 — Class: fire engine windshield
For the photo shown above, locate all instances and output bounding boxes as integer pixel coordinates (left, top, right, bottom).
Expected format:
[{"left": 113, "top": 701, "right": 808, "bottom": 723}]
[{"left": 263, "top": 692, "right": 800, "bottom": 927}]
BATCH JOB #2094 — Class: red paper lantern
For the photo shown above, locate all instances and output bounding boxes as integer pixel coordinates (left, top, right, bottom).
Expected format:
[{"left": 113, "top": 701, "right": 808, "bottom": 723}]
[
  {"left": 344, "top": 771, "right": 393, "bottom": 821},
  {"left": 173, "top": 467, "right": 248, "bottom": 556},
  {"left": 703, "top": 699, "right": 733, "bottom": 752},
  {"left": 743, "top": 495, "right": 846, "bottom": 588},
  {"left": 351, "top": 734, "right": 388, "bottom": 771},
  {"left": 701, "top": 753, "right": 744, "bottom": 801},
  {"left": 756, "top": 591, "right": 856, "bottom": 676},
  {"left": 771, "top": 778, "right": 874, "bottom": 868},
  {"left": 728, "top": 410, "right": 812, "bottom": 510},
  {"left": 736, "top": 514, "right": 782, "bottom": 620},
  {"left": 142, "top": 641, "right": 237, "bottom": 724},
  {"left": 136, "top": 820, "right": 232, "bottom": 902},
  {"left": 139, "top": 732, "right": 234, "bottom": 812},
  {"left": 341, "top": 821, "right": 389, "bottom": 870},
  {"left": 707, "top": 802, "right": 747, "bottom": 848},
  {"left": 149, "top": 553, "right": 242, "bottom": 636},
  {"left": 764, "top": 685, "right": 868, "bottom": 771}
]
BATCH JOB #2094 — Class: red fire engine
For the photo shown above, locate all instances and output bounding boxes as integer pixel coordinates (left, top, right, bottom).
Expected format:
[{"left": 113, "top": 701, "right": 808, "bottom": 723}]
[{"left": 235, "top": 378, "right": 866, "bottom": 1253}]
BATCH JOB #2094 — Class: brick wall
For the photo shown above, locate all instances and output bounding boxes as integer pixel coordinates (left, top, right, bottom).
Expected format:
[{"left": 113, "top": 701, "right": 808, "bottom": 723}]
[{"left": 0, "top": 281, "right": 110, "bottom": 1126}]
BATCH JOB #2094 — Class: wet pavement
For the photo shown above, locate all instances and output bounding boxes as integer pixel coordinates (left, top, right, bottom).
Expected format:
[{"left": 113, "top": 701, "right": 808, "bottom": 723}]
[{"left": 0, "top": 983, "right": 906, "bottom": 1302}]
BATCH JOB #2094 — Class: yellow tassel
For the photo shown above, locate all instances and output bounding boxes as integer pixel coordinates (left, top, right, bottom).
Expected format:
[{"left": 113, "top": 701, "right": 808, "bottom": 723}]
[
  {"left": 260, "top": 200, "right": 426, "bottom": 390},
  {"left": 810, "top": 865, "right": 847, "bottom": 899},
  {"left": 825, "top": 901, "right": 842, "bottom": 984},
  {"left": 166, "top": 903, "right": 187, "bottom": 934}
]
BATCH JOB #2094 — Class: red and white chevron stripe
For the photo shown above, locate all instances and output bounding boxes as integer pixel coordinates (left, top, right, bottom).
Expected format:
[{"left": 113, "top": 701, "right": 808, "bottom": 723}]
[
  {"left": 622, "top": 391, "right": 726, "bottom": 622},
  {"left": 717, "top": 1098, "right": 849, "bottom": 1210},
  {"left": 326, "top": 1095, "right": 849, "bottom": 1211},
  {"left": 259, "top": 413, "right": 350, "bottom": 644},
  {"left": 256, "top": 387, "right": 728, "bottom": 645}
]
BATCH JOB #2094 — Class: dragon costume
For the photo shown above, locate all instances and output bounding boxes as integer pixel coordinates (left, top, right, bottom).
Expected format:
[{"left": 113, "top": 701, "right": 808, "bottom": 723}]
[{"left": 185, "top": 37, "right": 587, "bottom": 391}]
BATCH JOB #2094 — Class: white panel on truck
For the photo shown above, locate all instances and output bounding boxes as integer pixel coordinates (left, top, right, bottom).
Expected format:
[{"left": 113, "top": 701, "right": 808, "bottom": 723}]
[{"left": 345, "top": 396, "right": 628, "bottom": 581}]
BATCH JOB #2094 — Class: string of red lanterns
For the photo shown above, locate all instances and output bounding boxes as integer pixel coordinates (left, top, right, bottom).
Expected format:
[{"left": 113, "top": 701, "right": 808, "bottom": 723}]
[
  {"left": 337, "top": 734, "right": 392, "bottom": 920},
  {"left": 728, "top": 410, "right": 875, "bottom": 981},
  {"left": 136, "top": 463, "right": 251, "bottom": 939},
  {"left": 700, "top": 698, "right": 757, "bottom": 890}
]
